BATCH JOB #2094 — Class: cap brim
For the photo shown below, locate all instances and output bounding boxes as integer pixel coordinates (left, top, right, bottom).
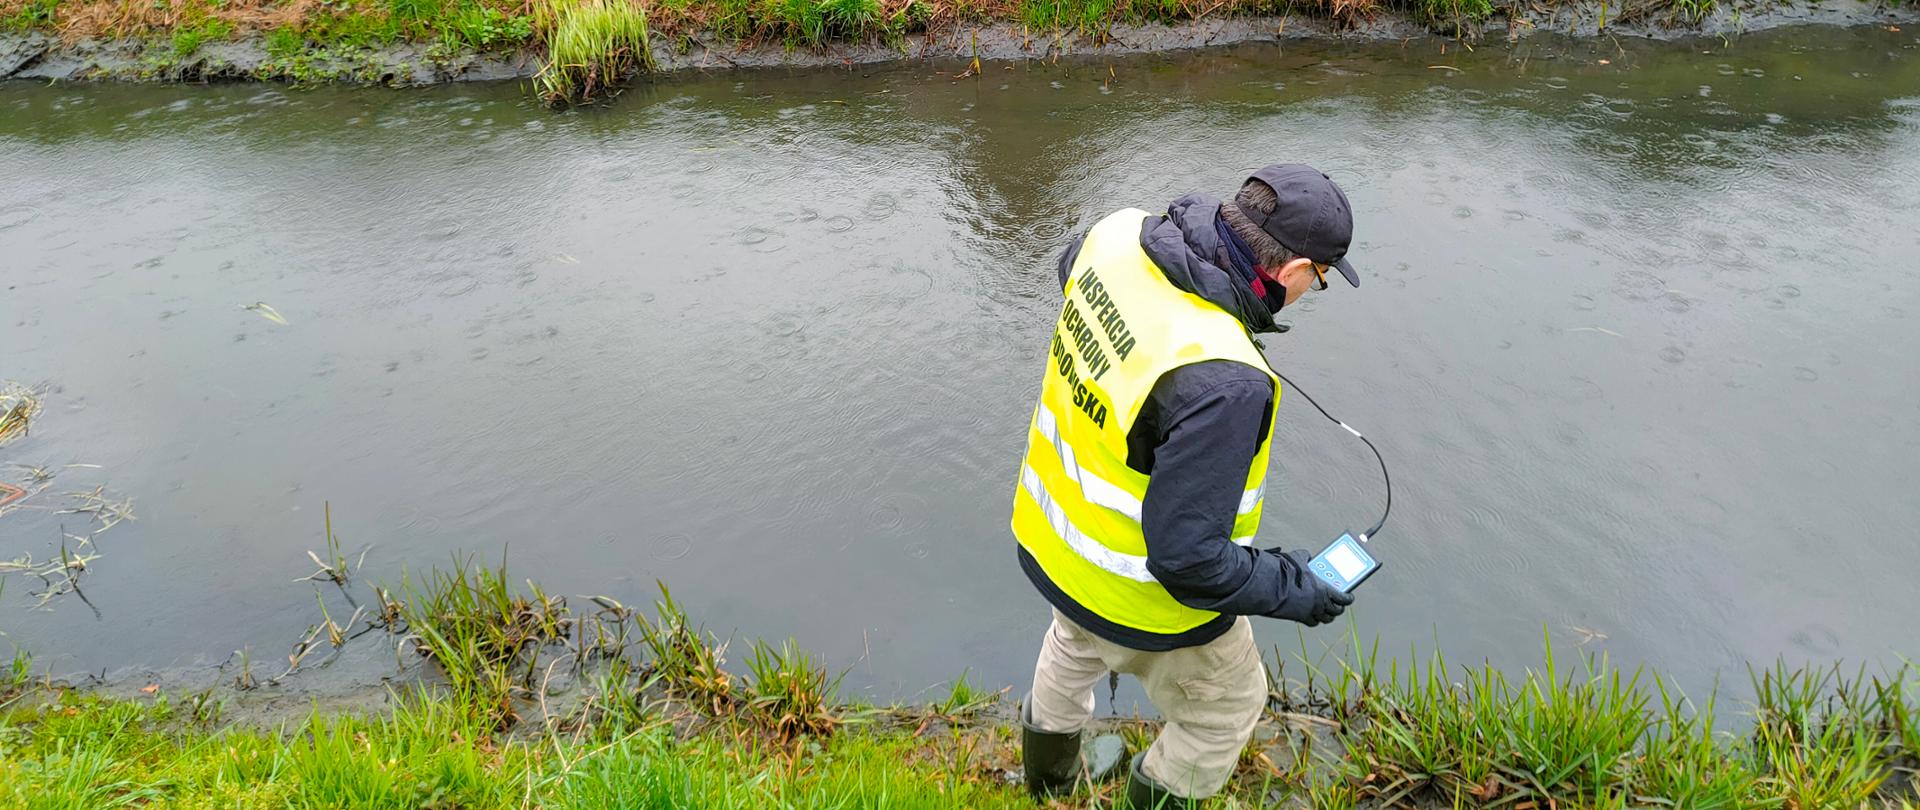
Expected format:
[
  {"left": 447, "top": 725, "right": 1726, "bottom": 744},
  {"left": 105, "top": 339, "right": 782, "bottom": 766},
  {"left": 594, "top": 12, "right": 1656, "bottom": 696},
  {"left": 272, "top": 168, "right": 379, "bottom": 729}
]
[{"left": 1333, "top": 257, "right": 1360, "bottom": 288}]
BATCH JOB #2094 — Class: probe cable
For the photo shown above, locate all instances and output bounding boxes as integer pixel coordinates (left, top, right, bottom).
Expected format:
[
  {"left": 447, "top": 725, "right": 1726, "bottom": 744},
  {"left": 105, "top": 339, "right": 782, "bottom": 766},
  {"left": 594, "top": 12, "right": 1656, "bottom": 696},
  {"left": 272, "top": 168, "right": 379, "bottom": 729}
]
[{"left": 1271, "top": 370, "right": 1392, "bottom": 542}]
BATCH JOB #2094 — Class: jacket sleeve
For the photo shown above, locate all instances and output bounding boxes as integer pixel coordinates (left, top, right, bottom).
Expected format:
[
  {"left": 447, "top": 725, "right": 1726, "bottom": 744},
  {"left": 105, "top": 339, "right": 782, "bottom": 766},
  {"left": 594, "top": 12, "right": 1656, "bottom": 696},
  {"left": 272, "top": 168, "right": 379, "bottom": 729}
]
[
  {"left": 1056, "top": 230, "right": 1088, "bottom": 291},
  {"left": 1139, "top": 369, "right": 1302, "bottom": 616}
]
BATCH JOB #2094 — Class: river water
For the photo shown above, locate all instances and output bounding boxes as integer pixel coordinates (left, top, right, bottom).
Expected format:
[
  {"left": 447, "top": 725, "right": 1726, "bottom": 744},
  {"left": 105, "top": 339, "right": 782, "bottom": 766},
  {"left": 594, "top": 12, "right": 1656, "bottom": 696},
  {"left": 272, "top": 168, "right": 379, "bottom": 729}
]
[{"left": 3, "top": 26, "right": 1918, "bottom": 704}]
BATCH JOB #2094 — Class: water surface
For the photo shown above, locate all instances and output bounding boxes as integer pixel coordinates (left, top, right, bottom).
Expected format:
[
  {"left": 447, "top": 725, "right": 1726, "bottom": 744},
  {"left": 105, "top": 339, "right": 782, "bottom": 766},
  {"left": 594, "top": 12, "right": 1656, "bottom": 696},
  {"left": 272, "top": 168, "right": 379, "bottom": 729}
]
[{"left": 4, "top": 26, "right": 1919, "bottom": 703}]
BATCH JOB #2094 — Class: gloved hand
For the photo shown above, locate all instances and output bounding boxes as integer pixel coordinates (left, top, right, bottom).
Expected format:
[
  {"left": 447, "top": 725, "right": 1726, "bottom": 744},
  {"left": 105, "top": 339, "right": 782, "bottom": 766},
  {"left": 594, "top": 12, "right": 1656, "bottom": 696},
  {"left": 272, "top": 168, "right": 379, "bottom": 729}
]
[{"left": 1261, "top": 549, "right": 1354, "bottom": 626}]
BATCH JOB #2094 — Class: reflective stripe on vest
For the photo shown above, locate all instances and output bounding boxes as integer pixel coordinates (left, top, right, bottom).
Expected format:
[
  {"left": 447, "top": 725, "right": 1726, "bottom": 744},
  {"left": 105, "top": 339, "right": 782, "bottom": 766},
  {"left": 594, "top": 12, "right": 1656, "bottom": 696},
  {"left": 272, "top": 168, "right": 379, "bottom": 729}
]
[
  {"left": 1032, "top": 402, "right": 1264, "bottom": 529},
  {"left": 1020, "top": 463, "right": 1154, "bottom": 582},
  {"left": 1011, "top": 208, "right": 1279, "bottom": 636}
]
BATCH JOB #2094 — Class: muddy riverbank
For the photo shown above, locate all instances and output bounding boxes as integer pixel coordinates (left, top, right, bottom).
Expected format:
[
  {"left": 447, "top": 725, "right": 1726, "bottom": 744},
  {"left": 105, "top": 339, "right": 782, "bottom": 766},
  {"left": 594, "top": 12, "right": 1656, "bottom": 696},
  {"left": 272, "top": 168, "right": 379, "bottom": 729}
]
[{"left": 2, "top": 0, "right": 1913, "bottom": 86}]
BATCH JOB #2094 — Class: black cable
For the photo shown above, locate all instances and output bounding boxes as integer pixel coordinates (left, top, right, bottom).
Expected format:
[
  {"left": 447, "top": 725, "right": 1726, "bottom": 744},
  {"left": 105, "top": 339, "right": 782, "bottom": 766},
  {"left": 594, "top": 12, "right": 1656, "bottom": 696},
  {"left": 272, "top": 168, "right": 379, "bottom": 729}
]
[{"left": 1271, "top": 370, "right": 1392, "bottom": 541}]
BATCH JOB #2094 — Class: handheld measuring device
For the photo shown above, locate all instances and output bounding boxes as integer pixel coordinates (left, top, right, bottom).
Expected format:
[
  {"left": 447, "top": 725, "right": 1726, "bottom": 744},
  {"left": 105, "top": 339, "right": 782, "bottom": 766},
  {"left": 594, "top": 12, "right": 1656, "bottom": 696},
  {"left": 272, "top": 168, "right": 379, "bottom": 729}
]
[
  {"left": 1310, "top": 533, "right": 1379, "bottom": 593},
  {"left": 1271, "top": 370, "right": 1392, "bottom": 594}
]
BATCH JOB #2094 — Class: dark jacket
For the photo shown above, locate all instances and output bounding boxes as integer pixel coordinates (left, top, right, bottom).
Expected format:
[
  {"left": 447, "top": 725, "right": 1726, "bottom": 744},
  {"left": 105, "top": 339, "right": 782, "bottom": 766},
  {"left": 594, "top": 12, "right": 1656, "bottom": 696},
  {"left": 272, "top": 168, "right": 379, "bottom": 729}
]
[{"left": 1018, "top": 194, "right": 1310, "bottom": 651}]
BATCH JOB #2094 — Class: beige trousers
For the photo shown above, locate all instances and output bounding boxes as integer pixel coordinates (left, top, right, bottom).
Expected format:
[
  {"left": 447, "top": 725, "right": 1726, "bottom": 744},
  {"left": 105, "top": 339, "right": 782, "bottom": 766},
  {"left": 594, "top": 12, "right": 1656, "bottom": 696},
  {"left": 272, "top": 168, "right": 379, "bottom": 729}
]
[{"left": 1026, "top": 609, "right": 1267, "bottom": 799}]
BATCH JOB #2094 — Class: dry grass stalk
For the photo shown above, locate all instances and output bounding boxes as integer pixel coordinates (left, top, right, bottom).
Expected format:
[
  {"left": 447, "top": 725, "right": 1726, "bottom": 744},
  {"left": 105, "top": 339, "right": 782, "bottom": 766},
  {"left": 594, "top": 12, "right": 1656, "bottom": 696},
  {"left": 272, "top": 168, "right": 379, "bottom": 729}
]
[
  {"left": 13, "top": 528, "right": 104, "bottom": 614},
  {"left": 55, "top": 485, "right": 136, "bottom": 533},
  {"left": 232, "top": 647, "right": 258, "bottom": 690},
  {"left": 297, "top": 502, "right": 369, "bottom": 607},
  {"left": 279, "top": 622, "right": 328, "bottom": 681},
  {"left": 1, "top": 465, "right": 127, "bottom": 613},
  {"left": 30, "top": 0, "right": 323, "bottom": 42}
]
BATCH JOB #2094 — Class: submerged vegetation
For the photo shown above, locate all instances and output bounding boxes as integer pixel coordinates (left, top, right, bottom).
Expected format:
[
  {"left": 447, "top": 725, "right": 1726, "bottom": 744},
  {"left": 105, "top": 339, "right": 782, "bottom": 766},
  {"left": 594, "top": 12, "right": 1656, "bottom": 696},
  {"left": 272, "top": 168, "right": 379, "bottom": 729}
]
[
  {"left": 0, "top": 550, "right": 1916, "bottom": 808},
  {"left": 0, "top": 383, "right": 41, "bottom": 449}
]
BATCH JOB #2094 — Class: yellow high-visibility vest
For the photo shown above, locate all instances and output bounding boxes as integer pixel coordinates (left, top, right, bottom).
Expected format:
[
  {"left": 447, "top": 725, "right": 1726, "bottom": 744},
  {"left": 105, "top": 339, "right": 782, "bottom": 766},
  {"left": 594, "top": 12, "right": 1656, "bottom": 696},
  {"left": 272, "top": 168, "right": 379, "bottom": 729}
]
[{"left": 1012, "top": 208, "right": 1279, "bottom": 636}]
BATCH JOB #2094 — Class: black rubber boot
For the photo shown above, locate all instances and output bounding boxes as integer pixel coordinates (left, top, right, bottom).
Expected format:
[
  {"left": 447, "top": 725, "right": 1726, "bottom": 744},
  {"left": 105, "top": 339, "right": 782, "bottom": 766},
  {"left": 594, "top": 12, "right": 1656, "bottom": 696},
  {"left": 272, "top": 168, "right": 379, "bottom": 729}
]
[
  {"left": 1020, "top": 698, "right": 1129, "bottom": 799},
  {"left": 1020, "top": 700, "right": 1081, "bottom": 798},
  {"left": 1119, "top": 752, "right": 1196, "bottom": 810}
]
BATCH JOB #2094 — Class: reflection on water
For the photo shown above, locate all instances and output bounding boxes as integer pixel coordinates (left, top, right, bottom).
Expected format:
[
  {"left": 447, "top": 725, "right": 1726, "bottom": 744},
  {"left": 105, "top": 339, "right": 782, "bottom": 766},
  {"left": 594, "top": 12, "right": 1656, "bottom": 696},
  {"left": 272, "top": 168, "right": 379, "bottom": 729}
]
[{"left": 2, "top": 26, "right": 1918, "bottom": 702}]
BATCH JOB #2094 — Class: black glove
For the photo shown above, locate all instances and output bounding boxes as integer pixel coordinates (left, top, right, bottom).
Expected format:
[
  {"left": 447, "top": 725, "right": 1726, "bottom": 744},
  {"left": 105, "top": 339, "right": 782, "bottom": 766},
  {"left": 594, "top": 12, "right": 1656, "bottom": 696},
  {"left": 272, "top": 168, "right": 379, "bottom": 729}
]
[{"left": 1261, "top": 549, "right": 1355, "bottom": 626}]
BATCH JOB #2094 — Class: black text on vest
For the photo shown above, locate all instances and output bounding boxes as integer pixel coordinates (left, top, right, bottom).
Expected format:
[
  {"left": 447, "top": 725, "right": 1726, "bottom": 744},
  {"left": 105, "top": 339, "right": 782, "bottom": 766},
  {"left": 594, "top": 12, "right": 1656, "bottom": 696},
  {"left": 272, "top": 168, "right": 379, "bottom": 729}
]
[
  {"left": 1072, "top": 270, "right": 1137, "bottom": 364},
  {"left": 1050, "top": 331, "right": 1108, "bottom": 429}
]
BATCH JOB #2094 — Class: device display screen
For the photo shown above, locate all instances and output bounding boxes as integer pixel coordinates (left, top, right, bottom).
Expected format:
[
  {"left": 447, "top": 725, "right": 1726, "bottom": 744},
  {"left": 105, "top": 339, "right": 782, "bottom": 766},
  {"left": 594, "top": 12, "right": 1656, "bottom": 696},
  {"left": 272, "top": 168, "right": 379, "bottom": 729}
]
[
  {"left": 1309, "top": 533, "right": 1379, "bottom": 593},
  {"left": 1324, "top": 544, "right": 1368, "bottom": 581}
]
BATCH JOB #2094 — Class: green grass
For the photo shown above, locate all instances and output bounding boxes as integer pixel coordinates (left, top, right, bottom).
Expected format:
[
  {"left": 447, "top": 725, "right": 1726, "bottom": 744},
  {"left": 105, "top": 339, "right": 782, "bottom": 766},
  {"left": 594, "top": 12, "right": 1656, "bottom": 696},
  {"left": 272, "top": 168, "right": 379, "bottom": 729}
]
[
  {"left": 0, "top": 687, "right": 1032, "bottom": 810},
  {"left": 1401, "top": 0, "right": 1495, "bottom": 26},
  {"left": 441, "top": 2, "right": 535, "bottom": 49},
  {"left": 1343, "top": 651, "right": 1501, "bottom": 800},
  {"left": 394, "top": 554, "right": 570, "bottom": 729},
  {"left": 283, "top": 691, "right": 513, "bottom": 809},
  {"left": 263, "top": 26, "right": 305, "bottom": 59},
  {"left": 634, "top": 581, "right": 738, "bottom": 713},
  {"left": 4, "top": 650, "right": 32, "bottom": 704},
  {"left": 1, "top": 583, "right": 29, "bottom": 707},
  {"left": 1672, "top": 0, "right": 1715, "bottom": 23},
  {"left": 1880, "top": 663, "right": 1920, "bottom": 769},
  {"left": 0, "top": 0, "right": 1578, "bottom": 100},
  {"left": 759, "top": 0, "right": 878, "bottom": 45},
  {"left": 745, "top": 638, "right": 846, "bottom": 741},
  {"left": 169, "top": 18, "right": 233, "bottom": 58},
  {"left": 1014, "top": 0, "right": 1228, "bottom": 34},
  {"left": 1747, "top": 661, "right": 1894, "bottom": 808},
  {"left": 3, "top": 557, "right": 1916, "bottom": 809},
  {"left": 932, "top": 668, "right": 1003, "bottom": 717},
  {"left": 535, "top": 0, "right": 653, "bottom": 106},
  {"left": 295, "top": 10, "right": 409, "bottom": 49},
  {"left": 1498, "top": 641, "right": 1649, "bottom": 800},
  {"left": 3, "top": 641, "right": 1914, "bottom": 808},
  {"left": 1278, "top": 631, "right": 1920, "bottom": 808},
  {"left": 1634, "top": 681, "right": 1770, "bottom": 809},
  {"left": 388, "top": 0, "right": 441, "bottom": 23},
  {"left": 1, "top": 0, "right": 57, "bottom": 32}
]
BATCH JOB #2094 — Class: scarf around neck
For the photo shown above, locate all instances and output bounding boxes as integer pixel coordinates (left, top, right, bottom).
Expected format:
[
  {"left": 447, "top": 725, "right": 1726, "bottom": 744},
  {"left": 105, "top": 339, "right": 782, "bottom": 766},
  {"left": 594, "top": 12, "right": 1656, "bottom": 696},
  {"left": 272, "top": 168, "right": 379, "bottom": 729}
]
[{"left": 1214, "top": 212, "right": 1284, "bottom": 313}]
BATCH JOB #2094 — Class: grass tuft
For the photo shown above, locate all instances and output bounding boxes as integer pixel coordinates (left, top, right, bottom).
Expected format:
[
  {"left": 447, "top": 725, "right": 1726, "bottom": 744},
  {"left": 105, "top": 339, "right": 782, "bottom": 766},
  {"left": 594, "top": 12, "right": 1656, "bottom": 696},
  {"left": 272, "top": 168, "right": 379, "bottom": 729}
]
[
  {"left": 536, "top": 0, "right": 652, "bottom": 106},
  {"left": 263, "top": 25, "right": 304, "bottom": 58},
  {"left": 169, "top": 17, "right": 232, "bottom": 57},
  {"left": 1747, "top": 661, "right": 1891, "bottom": 808},
  {"left": 441, "top": 1, "right": 534, "bottom": 49},
  {"left": 395, "top": 553, "right": 570, "bottom": 730},
  {"left": 2, "top": 650, "right": 30, "bottom": 706},
  {"left": 0, "top": 0, "right": 57, "bottom": 32},
  {"left": 1271, "top": 630, "right": 1920, "bottom": 809},
  {"left": 746, "top": 638, "right": 845, "bottom": 741},
  {"left": 1344, "top": 650, "right": 1499, "bottom": 801},
  {"left": 1399, "top": 0, "right": 1494, "bottom": 31},
  {"left": 933, "top": 668, "right": 1001, "bottom": 718},
  {"left": 636, "top": 581, "right": 738, "bottom": 714},
  {"left": 1672, "top": 0, "right": 1713, "bottom": 23},
  {"left": 1498, "top": 638, "right": 1649, "bottom": 801},
  {"left": 1633, "top": 679, "right": 1769, "bottom": 808}
]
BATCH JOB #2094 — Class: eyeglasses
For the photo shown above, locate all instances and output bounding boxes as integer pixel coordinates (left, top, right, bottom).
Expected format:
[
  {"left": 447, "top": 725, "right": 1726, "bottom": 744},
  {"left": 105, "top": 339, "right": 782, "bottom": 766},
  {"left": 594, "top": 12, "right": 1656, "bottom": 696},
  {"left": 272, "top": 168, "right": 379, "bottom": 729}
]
[{"left": 1307, "top": 263, "right": 1330, "bottom": 292}]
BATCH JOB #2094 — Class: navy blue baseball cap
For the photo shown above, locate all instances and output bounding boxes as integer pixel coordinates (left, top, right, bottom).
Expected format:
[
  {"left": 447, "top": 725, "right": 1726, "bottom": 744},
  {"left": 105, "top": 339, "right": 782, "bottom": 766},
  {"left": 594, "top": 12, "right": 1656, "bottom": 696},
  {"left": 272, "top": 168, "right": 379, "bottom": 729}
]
[{"left": 1243, "top": 164, "right": 1360, "bottom": 288}]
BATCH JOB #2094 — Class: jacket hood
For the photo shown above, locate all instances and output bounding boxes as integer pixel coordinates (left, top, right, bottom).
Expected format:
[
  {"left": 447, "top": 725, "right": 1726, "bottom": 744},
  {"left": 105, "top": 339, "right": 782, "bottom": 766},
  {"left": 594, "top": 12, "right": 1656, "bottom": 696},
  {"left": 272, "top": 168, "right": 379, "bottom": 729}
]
[{"left": 1137, "top": 194, "right": 1280, "bottom": 334}]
